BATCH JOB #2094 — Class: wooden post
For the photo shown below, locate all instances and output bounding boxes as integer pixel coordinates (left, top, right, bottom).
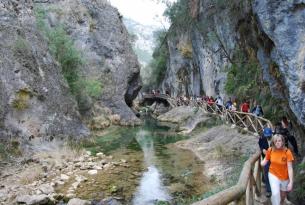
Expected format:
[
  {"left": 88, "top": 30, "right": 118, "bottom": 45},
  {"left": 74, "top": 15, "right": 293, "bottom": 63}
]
[{"left": 247, "top": 169, "right": 254, "bottom": 205}]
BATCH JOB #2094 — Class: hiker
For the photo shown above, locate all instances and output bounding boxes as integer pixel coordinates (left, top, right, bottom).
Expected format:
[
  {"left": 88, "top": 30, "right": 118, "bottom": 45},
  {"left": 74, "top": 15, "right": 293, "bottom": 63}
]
[
  {"left": 207, "top": 96, "right": 214, "bottom": 112},
  {"left": 230, "top": 102, "right": 237, "bottom": 111},
  {"left": 261, "top": 134, "right": 294, "bottom": 205},
  {"left": 274, "top": 119, "right": 299, "bottom": 157},
  {"left": 215, "top": 96, "right": 223, "bottom": 112},
  {"left": 251, "top": 104, "right": 264, "bottom": 117},
  {"left": 240, "top": 100, "right": 250, "bottom": 113},
  {"left": 258, "top": 127, "right": 273, "bottom": 198},
  {"left": 281, "top": 117, "right": 299, "bottom": 157},
  {"left": 225, "top": 97, "right": 233, "bottom": 110}
]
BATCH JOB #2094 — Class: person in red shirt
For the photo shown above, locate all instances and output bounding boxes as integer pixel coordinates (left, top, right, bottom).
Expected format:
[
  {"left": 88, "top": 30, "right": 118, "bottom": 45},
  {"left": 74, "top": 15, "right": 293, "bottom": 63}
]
[
  {"left": 240, "top": 101, "right": 250, "bottom": 112},
  {"left": 261, "top": 134, "right": 294, "bottom": 205}
]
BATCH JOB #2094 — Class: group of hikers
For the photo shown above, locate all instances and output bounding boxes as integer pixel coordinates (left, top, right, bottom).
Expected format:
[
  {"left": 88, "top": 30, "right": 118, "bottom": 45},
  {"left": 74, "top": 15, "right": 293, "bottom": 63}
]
[
  {"left": 147, "top": 92, "right": 300, "bottom": 204},
  {"left": 259, "top": 116, "right": 300, "bottom": 205},
  {"left": 175, "top": 95, "right": 264, "bottom": 117}
]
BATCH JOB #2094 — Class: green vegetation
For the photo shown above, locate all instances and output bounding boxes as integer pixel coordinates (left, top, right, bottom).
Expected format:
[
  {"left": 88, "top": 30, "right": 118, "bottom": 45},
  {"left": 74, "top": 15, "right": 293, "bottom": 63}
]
[
  {"left": 178, "top": 42, "right": 192, "bottom": 58},
  {"left": 293, "top": 163, "right": 305, "bottom": 203},
  {"left": 164, "top": 0, "right": 192, "bottom": 30},
  {"left": 11, "top": 89, "right": 31, "bottom": 110},
  {"left": 225, "top": 50, "right": 285, "bottom": 122},
  {"left": 146, "top": 30, "right": 169, "bottom": 87},
  {"left": 0, "top": 140, "right": 22, "bottom": 160},
  {"left": 34, "top": 6, "right": 102, "bottom": 110},
  {"left": 14, "top": 36, "right": 30, "bottom": 54}
]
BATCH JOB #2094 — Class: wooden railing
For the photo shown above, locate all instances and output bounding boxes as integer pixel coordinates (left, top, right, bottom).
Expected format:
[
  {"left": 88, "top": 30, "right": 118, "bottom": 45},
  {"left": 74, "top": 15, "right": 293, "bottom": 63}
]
[
  {"left": 197, "top": 101, "right": 273, "bottom": 135},
  {"left": 141, "top": 95, "right": 270, "bottom": 204},
  {"left": 142, "top": 94, "right": 273, "bottom": 135},
  {"left": 192, "top": 151, "right": 262, "bottom": 205}
]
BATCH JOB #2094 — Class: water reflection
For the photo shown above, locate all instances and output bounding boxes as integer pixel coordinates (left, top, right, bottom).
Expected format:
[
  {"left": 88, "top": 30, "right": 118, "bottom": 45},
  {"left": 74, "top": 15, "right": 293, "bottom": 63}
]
[{"left": 133, "top": 130, "right": 171, "bottom": 204}]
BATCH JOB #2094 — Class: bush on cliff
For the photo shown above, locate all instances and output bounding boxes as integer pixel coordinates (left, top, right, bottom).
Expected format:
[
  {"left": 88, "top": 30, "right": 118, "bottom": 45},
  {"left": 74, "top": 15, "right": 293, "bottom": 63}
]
[
  {"left": 146, "top": 30, "right": 169, "bottom": 87},
  {"left": 225, "top": 49, "right": 285, "bottom": 121},
  {"left": 34, "top": 6, "right": 102, "bottom": 110}
]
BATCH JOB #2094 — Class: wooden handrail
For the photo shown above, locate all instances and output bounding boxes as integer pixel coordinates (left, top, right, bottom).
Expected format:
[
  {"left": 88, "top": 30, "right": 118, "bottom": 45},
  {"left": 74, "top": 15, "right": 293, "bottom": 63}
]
[
  {"left": 141, "top": 95, "right": 271, "bottom": 204},
  {"left": 192, "top": 151, "right": 262, "bottom": 205},
  {"left": 142, "top": 95, "right": 273, "bottom": 135}
]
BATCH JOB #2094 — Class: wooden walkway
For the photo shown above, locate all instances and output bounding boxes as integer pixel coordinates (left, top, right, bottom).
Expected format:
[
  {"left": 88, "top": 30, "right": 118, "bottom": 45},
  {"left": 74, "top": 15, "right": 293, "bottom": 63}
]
[
  {"left": 143, "top": 94, "right": 273, "bottom": 135},
  {"left": 142, "top": 94, "right": 278, "bottom": 205}
]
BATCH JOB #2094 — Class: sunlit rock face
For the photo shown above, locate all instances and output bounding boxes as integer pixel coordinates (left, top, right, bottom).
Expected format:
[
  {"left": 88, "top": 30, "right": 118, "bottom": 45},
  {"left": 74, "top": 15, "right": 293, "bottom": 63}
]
[
  {"left": 161, "top": 0, "right": 236, "bottom": 98},
  {"left": 253, "top": 0, "right": 305, "bottom": 126},
  {"left": 161, "top": 0, "right": 305, "bottom": 128},
  {"left": 39, "top": 0, "right": 142, "bottom": 125},
  {"left": 0, "top": 1, "right": 89, "bottom": 140},
  {"left": 0, "top": 0, "right": 142, "bottom": 141}
]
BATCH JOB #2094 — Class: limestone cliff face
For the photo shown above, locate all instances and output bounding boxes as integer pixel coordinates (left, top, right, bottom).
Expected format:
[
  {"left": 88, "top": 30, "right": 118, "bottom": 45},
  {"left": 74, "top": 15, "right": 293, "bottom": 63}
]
[
  {"left": 0, "top": 0, "right": 141, "bottom": 140},
  {"left": 253, "top": 0, "right": 305, "bottom": 126},
  {"left": 0, "top": 1, "right": 89, "bottom": 140},
  {"left": 161, "top": 0, "right": 237, "bottom": 98},
  {"left": 161, "top": 0, "right": 305, "bottom": 129},
  {"left": 38, "top": 0, "right": 142, "bottom": 125}
]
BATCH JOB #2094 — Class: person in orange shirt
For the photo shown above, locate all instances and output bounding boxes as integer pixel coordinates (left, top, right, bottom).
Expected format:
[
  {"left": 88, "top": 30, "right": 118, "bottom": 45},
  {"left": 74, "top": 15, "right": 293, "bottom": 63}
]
[{"left": 261, "top": 134, "right": 294, "bottom": 205}]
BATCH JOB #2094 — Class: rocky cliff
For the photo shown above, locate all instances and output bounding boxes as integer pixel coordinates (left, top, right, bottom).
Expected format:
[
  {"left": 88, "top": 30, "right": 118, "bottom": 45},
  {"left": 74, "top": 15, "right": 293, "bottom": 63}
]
[
  {"left": 160, "top": 0, "right": 305, "bottom": 130},
  {"left": 0, "top": 0, "right": 141, "bottom": 141}
]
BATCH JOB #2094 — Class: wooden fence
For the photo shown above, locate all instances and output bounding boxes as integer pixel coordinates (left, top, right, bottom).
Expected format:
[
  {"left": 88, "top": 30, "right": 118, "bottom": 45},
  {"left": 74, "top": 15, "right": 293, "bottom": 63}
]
[
  {"left": 197, "top": 101, "right": 273, "bottom": 135},
  {"left": 192, "top": 151, "right": 262, "bottom": 205},
  {"left": 141, "top": 95, "right": 271, "bottom": 204},
  {"left": 142, "top": 94, "right": 273, "bottom": 135}
]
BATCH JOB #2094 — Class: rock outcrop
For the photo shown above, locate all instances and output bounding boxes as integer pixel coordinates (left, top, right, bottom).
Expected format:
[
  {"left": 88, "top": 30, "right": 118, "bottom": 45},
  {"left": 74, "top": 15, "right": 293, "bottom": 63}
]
[
  {"left": 0, "top": 1, "right": 89, "bottom": 140},
  {"left": 253, "top": 0, "right": 305, "bottom": 126},
  {"left": 160, "top": 0, "right": 305, "bottom": 133},
  {"left": 0, "top": 0, "right": 141, "bottom": 141},
  {"left": 36, "top": 0, "right": 142, "bottom": 125}
]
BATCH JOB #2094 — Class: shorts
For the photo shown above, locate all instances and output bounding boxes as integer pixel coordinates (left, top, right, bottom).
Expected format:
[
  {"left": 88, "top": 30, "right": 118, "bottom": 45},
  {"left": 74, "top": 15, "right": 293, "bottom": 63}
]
[{"left": 268, "top": 173, "right": 289, "bottom": 191}]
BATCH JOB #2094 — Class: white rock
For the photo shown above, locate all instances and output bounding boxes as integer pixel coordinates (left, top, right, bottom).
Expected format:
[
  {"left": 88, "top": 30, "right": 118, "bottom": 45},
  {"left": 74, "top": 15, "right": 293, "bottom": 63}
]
[
  {"left": 93, "top": 165, "right": 102, "bottom": 170},
  {"left": 75, "top": 175, "right": 87, "bottom": 183},
  {"left": 96, "top": 152, "right": 104, "bottom": 157},
  {"left": 88, "top": 170, "right": 97, "bottom": 175},
  {"left": 66, "top": 193, "right": 76, "bottom": 198},
  {"left": 16, "top": 194, "right": 49, "bottom": 205},
  {"left": 60, "top": 174, "right": 70, "bottom": 181},
  {"left": 38, "top": 184, "right": 54, "bottom": 195},
  {"left": 56, "top": 180, "right": 65, "bottom": 185},
  {"left": 72, "top": 182, "right": 80, "bottom": 189},
  {"left": 67, "top": 198, "right": 90, "bottom": 205}
]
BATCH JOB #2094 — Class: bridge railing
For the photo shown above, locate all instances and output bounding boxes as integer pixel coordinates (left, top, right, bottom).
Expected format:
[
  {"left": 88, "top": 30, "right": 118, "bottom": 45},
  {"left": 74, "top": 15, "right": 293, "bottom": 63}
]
[
  {"left": 188, "top": 99, "right": 273, "bottom": 135},
  {"left": 192, "top": 151, "right": 262, "bottom": 205},
  {"left": 142, "top": 95, "right": 273, "bottom": 134},
  {"left": 141, "top": 95, "right": 271, "bottom": 204}
]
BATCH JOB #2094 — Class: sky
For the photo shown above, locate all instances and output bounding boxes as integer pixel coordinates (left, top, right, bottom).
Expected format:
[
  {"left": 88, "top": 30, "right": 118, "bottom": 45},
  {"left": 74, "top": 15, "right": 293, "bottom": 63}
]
[{"left": 109, "top": 0, "right": 172, "bottom": 28}]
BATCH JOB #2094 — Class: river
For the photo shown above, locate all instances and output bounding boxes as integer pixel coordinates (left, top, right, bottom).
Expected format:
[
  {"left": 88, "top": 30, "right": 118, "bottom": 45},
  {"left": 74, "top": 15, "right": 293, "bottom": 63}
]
[{"left": 79, "top": 118, "right": 212, "bottom": 204}]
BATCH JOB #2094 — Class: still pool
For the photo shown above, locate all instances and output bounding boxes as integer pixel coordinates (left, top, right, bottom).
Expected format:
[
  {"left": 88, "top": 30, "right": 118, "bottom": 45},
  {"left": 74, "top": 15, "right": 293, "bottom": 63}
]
[{"left": 79, "top": 118, "right": 212, "bottom": 204}]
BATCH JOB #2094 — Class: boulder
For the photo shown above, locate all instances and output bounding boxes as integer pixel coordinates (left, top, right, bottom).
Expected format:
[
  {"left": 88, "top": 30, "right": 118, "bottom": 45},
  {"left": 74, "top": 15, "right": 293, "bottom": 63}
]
[
  {"left": 16, "top": 194, "right": 49, "bottom": 205},
  {"left": 67, "top": 198, "right": 90, "bottom": 205}
]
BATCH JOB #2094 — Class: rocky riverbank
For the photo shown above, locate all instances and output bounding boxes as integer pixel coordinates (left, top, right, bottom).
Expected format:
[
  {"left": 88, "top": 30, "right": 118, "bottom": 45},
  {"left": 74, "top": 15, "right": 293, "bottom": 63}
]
[
  {"left": 0, "top": 139, "right": 133, "bottom": 205},
  {"left": 157, "top": 106, "right": 211, "bottom": 134},
  {"left": 175, "top": 125, "right": 259, "bottom": 186},
  {"left": 155, "top": 105, "right": 259, "bottom": 187}
]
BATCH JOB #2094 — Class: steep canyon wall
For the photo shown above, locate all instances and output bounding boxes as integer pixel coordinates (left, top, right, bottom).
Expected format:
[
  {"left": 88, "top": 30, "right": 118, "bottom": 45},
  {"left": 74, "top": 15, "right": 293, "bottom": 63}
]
[
  {"left": 0, "top": 0, "right": 141, "bottom": 141},
  {"left": 160, "top": 0, "right": 305, "bottom": 131}
]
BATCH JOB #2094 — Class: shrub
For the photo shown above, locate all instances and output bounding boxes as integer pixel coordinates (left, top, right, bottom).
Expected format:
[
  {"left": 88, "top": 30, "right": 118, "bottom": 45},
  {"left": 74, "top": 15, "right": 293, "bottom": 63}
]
[
  {"left": 146, "top": 30, "right": 169, "bottom": 87},
  {"left": 14, "top": 36, "right": 30, "bottom": 54},
  {"left": 179, "top": 43, "right": 193, "bottom": 58},
  {"left": 224, "top": 49, "right": 285, "bottom": 121},
  {"left": 11, "top": 89, "right": 31, "bottom": 110},
  {"left": 164, "top": 0, "right": 192, "bottom": 30},
  {"left": 293, "top": 163, "right": 305, "bottom": 203},
  {"left": 34, "top": 6, "right": 103, "bottom": 110}
]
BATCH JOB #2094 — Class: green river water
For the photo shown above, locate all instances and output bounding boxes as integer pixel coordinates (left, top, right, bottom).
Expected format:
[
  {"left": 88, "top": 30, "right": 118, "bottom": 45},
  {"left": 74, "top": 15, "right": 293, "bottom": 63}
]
[{"left": 74, "top": 118, "right": 212, "bottom": 204}]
